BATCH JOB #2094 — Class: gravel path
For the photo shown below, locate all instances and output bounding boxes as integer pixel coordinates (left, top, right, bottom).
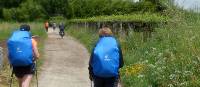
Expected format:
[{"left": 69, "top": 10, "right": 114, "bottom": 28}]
[{"left": 35, "top": 28, "right": 90, "bottom": 87}]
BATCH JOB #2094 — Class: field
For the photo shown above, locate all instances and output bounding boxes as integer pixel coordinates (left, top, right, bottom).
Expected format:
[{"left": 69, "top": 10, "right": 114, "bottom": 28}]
[{"left": 66, "top": 10, "right": 200, "bottom": 87}]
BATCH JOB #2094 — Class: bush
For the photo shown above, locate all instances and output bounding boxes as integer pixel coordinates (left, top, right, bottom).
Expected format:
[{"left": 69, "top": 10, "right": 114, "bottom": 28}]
[
  {"left": 2, "top": 0, "right": 45, "bottom": 21},
  {"left": 2, "top": 8, "right": 16, "bottom": 21}
]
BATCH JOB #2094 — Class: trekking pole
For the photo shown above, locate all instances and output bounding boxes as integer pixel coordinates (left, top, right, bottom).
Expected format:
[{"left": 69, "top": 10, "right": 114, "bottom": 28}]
[
  {"left": 118, "top": 75, "right": 122, "bottom": 87},
  {"left": 35, "top": 60, "right": 39, "bottom": 87},
  {"left": 9, "top": 67, "right": 14, "bottom": 87},
  {"left": 91, "top": 80, "right": 93, "bottom": 87}
]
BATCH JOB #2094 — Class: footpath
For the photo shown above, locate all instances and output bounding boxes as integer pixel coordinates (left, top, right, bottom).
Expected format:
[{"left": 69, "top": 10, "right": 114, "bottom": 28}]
[{"left": 35, "top": 28, "right": 90, "bottom": 87}]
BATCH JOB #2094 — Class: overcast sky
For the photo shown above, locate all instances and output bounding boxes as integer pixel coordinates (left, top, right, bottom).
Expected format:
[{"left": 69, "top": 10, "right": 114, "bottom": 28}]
[{"left": 175, "top": 0, "right": 200, "bottom": 10}]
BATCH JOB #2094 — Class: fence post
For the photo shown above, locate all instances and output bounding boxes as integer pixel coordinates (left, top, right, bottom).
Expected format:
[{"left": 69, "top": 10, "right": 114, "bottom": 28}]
[{"left": 0, "top": 47, "right": 3, "bottom": 70}]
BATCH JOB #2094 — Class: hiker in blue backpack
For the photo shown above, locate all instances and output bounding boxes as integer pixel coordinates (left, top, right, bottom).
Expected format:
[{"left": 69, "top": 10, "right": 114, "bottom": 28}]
[
  {"left": 88, "top": 26, "right": 124, "bottom": 87},
  {"left": 7, "top": 24, "right": 40, "bottom": 87}
]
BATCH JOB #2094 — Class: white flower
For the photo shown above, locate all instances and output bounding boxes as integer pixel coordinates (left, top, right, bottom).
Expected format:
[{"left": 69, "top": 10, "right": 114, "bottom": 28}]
[
  {"left": 168, "top": 84, "right": 174, "bottom": 87},
  {"left": 137, "top": 74, "right": 144, "bottom": 78},
  {"left": 183, "top": 71, "right": 193, "bottom": 76},
  {"left": 180, "top": 82, "right": 188, "bottom": 86},
  {"left": 169, "top": 74, "right": 176, "bottom": 80},
  {"left": 190, "top": 36, "right": 196, "bottom": 41},
  {"left": 158, "top": 53, "right": 163, "bottom": 57},
  {"left": 175, "top": 70, "right": 181, "bottom": 74},
  {"left": 149, "top": 64, "right": 156, "bottom": 68},
  {"left": 145, "top": 51, "right": 149, "bottom": 54}
]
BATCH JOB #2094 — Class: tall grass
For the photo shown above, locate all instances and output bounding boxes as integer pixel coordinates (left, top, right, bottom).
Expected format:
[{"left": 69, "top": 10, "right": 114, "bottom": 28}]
[
  {"left": 67, "top": 10, "right": 200, "bottom": 87},
  {"left": 119, "top": 11, "right": 200, "bottom": 87}
]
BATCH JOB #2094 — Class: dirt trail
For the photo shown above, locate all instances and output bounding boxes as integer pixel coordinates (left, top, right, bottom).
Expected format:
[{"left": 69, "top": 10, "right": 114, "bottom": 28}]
[{"left": 35, "top": 28, "right": 90, "bottom": 87}]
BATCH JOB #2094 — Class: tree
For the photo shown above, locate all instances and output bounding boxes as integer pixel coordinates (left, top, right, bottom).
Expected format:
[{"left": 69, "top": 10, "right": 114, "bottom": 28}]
[
  {"left": 38, "top": 0, "right": 71, "bottom": 18},
  {"left": 3, "top": 0, "right": 45, "bottom": 21},
  {"left": 0, "top": 0, "right": 26, "bottom": 18}
]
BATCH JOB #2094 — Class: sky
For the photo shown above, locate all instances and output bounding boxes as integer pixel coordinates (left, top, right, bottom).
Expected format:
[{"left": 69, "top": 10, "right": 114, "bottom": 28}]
[
  {"left": 174, "top": 0, "right": 200, "bottom": 10},
  {"left": 132, "top": 0, "right": 200, "bottom": 11}
]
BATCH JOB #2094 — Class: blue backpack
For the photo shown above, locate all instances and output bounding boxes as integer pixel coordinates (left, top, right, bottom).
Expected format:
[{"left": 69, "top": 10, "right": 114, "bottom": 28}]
[
  {"left": 92, "top": 36, "right": 120, "bottom": 77},
  {"left": 7, "top": 30, "right": 33, "bottom": 67}
]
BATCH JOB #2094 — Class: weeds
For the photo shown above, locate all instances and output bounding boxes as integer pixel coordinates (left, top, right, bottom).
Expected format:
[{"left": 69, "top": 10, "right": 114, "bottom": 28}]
[{"left": 67, "top": 10, "right": 200, "bottom": 87}]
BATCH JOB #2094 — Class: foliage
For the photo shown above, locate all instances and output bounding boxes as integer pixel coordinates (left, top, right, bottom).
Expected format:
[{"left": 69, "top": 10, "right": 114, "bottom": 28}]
[
  {"left": 0, "top": 0, "right": 25, "bottom": 8},
  {"left": 69, "top": 13, "right": 169, "bottom": 23},
  {"left": 38, "top": 0, "right": 71, "bottom": 18},
  {"left": 69, "top": 0, "right": 167, "bottom": 18},
  {"left": 2, "top": 0, "right": 45, "bottom": 22},
  {"left": 0, "top": 0, "right": 168, "bottom": 21},
  {"left": 69, "top": 0, "right": 135, "bottom": 18},
  {"left": 66, "top": 10, "right": 200, "bottom": 86},
  {"left": 0, "top": 0, "right": 26, "bottom": 19}
]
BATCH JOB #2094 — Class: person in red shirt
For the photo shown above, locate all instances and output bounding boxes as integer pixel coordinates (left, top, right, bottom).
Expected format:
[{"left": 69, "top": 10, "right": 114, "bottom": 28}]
[{"left": 45, "top": 21, "right": 49, "bottom": 32}]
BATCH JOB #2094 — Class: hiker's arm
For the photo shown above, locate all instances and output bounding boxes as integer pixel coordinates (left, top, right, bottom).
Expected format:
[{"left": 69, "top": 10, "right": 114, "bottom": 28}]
[
  {"left": 118, "top": 43, "right": 124, "bottom": 68},
  {"left": 32, "top": 39, "right": 40, "bottom": 59},
  {"left": 88, "top": 48, "right": 94, "bottom": 80},
  {"left": 33, "top": 45, "right": 40, "bottom": 59}
]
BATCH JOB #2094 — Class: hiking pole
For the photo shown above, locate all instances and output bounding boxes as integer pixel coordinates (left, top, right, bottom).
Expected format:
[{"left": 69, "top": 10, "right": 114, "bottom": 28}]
[
  {"left": 91, "top": 80, "right": 94, "bottom": 87},
  {"left": 35, "top": 60, "right": 39, "bottom": 87},
  {"left": 9, "top": 67, "right": 14, "bottom": 87}
]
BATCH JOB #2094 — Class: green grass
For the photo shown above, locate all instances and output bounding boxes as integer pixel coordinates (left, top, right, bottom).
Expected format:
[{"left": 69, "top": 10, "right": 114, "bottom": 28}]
[
  {"left": 66, "top": 11, "right": 200, "bottom": 87},
  {"left": 67, "top": 28, "right": 98, "bottom": 52},
  {"left": 0, "top": 22, "right": 47, "bottom": 87}
]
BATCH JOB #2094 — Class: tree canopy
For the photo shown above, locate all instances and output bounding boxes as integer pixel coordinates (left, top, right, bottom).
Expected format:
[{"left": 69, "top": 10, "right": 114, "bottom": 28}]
[{"left": 0, "top": 0, "right": 168, "bottom": 21}]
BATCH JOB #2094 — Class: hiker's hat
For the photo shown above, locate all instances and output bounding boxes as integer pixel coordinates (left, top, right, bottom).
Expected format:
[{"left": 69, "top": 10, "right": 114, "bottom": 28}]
[{"left": 20, "top": 24, "right": 30, "bottom": 31}]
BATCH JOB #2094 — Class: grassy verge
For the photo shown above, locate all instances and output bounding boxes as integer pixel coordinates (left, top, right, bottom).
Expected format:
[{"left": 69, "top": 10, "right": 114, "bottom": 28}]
[
  {"left": 66, "top": 11, "right": 200, "bottom": 87},
  {"left": 0, "top": 22, "right": 47, "bottom": 87}
]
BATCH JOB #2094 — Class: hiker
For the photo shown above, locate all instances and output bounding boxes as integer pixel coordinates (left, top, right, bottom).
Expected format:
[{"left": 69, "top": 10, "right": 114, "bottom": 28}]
[
  {"left": 88, "top": 26, "right": 124, "bottom": 87},
  {"left": 59, "top": 22, "right": 65, "bottom": 38},
  {"left": 45, "top": 21, "right": 49, "bottom": 32},
  {"left": 7, "top": 24, "right": 40, "bottom": 87},
  {"left": 52, "top": 22, "right": 56, "bottom": 31}
]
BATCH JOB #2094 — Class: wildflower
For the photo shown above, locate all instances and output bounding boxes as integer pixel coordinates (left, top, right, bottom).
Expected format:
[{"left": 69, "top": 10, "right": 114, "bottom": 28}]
[
  {"left": 183, "top": 71, "right": 193, "bottom": 76},
  {"left": 169, "top": 74, "right": 176, "bottom": 80},
  {"left": 124, "top": 64, "right": 145, "bottom": 76},
  {"left": 137, "top": 74, "right": 144, "bottom": 78},
  {"left": 175, "top": 70, "right": 181, "bottom": 74},
  {"left": 158, "top": 53, "right": 163, "bottom": 57},
  {"left": 168, "top": 84, "right": 174, "bottom": 87},
  {"left": 190, "top": 36, "right": 196, "bottom": 41},
  {"left": 180, "top": 82, "right": 188, "bottom": 86},
  {"left": 145, "top": 51, "right": 149, "bottom": 54},
  {"left": 148, "top": 64, "right": 156, "bottom": 68},
  {"left": 152, "top": 47, "right": 156, "bottom": 51}
]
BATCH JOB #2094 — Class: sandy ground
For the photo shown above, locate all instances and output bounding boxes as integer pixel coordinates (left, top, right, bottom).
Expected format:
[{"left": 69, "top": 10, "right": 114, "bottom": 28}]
[{"left": 35, "top": 28, "right": 90, "bottom": 87}]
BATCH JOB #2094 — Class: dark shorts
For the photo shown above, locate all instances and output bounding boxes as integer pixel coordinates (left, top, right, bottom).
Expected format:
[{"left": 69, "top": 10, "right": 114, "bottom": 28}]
[
  {"left": 93, "top": 76, "right": 119, "bottom": 87},
  {"left": 13, "top": 64, "right": 35, "bottom": 78}
]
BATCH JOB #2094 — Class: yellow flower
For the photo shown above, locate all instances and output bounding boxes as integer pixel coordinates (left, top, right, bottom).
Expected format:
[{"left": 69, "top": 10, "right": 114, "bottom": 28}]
[{"left": 124, "top": 64, "right": 145, "bottom": 76}]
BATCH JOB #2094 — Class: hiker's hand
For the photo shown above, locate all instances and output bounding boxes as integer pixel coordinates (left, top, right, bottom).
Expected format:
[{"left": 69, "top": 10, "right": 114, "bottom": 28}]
[
  {"left": 89, "top": 75, "right": 93, "bottom": 81},
  {"left": 33, "top": 58, "right": 37, "bottom": 62}
]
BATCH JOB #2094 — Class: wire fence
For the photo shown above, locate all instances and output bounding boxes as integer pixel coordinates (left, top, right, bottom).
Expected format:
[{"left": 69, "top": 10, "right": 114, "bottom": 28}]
[{"left": 0, "top": 47, "right": 3, "bottom": 70}]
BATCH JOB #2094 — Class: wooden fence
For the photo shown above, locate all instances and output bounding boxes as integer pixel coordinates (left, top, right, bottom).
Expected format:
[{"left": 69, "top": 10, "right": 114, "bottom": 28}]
[
  {"left": 69, "top": 21, "right": 161, "bottom": 41},
  {"left": 0, "top": 47, "right": 3, "bottom": 70}
]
